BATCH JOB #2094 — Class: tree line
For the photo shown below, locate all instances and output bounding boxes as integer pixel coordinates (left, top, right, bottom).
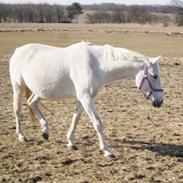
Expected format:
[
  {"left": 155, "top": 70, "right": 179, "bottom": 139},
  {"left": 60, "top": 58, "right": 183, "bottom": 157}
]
[
  {"left": 86, "top": 1, "right": 183, "bottom": 25},
  {"left": 83, "top": 3, "right": 172, "bottom": 13},
  {"left": 0, "top": 1, "right": 182, "bottom": 26},
  {"left": 86, "top": 6, "right": 167, "bottom": 24},
  {"left": 0, "top": 3, "right": 82, "bottom": 23}
]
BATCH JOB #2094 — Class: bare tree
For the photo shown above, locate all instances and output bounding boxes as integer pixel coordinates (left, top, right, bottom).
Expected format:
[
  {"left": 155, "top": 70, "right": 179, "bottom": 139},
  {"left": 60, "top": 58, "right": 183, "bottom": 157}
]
[
  {"left": 66, "top": 2, "right": 83, "bottom": 23},
  {"left": 87, "top": 11, "right": 112, "bottom": 23},
  {"left": 127, "top": 6, "right": 151, "bottom": 24},
  {"left": 111, "top": 10, "right": 126, "bottom": 23},
  {"left": 171, "top": 0, "right": 183, "bottom": 26},
  {"left": 171, "top": 0, "right": 183, "bottom": 7}
]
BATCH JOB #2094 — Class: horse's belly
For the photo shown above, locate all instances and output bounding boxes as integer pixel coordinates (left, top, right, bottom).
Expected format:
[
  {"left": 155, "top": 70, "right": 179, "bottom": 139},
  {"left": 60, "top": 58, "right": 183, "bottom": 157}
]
[
  {"left": 25, "top": 75, "right": 76, "bottom": 100},
  {"left": 41, "top": 81, "right": 76, "bottom": 100}
]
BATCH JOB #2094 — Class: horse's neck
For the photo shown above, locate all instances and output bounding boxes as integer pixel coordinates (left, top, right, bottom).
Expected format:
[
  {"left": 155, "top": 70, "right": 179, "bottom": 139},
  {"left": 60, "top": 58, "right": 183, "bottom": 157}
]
[{"left": 101, "top": 60, "right": 144, "bottom": 84}]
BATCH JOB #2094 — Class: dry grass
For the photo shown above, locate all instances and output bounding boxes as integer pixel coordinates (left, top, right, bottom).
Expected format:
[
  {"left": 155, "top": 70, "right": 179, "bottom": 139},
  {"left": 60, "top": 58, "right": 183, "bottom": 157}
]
[
  {"left": 1, "top": 23, "right": 183, "bottom": 33},
  {"left": 0, "top": 23, "right": 183, "bottom": 59}
]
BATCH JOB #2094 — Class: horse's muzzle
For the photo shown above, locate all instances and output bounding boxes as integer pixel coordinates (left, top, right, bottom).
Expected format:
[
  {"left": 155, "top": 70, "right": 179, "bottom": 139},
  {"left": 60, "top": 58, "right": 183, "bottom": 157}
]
[{"left": 152, "top": 100, "right": 163, "bottom": 108}]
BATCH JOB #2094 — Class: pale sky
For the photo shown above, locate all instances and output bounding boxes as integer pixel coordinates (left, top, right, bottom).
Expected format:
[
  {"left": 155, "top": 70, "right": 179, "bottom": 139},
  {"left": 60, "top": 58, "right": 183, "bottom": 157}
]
[{"left": 0, "top": 0, "right": 172, "bottom": 5}]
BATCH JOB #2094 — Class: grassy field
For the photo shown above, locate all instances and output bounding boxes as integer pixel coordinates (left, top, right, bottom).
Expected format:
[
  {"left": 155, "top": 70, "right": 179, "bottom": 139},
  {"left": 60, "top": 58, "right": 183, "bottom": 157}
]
[
  {"left": 0, "top": 23, "right": 183, "bottom": 183},
  {"left": 0, "top": 23, "right": 183, "bottom": 59}
]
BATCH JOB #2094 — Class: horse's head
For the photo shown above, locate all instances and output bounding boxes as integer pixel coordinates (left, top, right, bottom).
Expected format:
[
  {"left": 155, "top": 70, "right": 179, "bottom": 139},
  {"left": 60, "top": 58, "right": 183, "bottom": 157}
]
[{"left": 135, "top": 56, "right": 164, "bottom": 108}]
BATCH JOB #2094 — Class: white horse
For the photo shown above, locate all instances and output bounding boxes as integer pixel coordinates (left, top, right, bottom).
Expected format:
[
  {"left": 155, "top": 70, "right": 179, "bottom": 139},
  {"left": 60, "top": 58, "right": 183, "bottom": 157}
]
[{"left": 10, "top": 41, "right": 164, "bottom": 158}]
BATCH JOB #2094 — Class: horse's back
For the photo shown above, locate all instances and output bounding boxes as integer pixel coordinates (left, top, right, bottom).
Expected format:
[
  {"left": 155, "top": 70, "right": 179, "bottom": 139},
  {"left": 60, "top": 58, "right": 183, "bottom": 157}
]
[{"left": 10, "top": 43, "right": 58, "bottom": 72}]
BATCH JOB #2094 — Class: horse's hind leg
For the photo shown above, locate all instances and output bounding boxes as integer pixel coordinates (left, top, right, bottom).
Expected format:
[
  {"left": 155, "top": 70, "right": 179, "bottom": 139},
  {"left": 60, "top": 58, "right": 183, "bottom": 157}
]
[
  {"left": 27, "top": 94, "right": 49, "bottom": 140},
  {"left": 13, "top": 84, "right": 26, "bottom": 142},
  {"left": 67, "top": 101, "right": 83, "bottom": 150}
]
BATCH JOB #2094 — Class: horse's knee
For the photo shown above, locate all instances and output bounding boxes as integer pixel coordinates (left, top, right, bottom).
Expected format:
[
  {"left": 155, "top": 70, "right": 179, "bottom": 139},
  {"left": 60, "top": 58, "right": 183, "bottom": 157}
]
[
  {"left": 93, "top": 120, "right": 103, "bottom": 133},
  {"left": 94, "top": 113, "right": 103, "bottom": 125}
]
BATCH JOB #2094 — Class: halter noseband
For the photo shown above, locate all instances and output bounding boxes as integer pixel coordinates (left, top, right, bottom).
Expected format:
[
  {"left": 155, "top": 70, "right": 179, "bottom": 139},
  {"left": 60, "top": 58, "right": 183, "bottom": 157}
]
[{"left": 138, "top": 64, "right": 164, "bottom": 100}]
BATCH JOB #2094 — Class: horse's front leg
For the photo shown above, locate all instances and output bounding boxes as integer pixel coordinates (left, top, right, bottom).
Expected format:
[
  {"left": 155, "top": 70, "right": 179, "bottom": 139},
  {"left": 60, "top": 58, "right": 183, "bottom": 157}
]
[
  {"left": 27, "top": 94, "right": 49, "bottom": 140},
  {"left": 67, "top": 101, "right": 83, "bottom": 150},
  {"left": 78, "top": 94, "right": 114, "bottom": 158}
]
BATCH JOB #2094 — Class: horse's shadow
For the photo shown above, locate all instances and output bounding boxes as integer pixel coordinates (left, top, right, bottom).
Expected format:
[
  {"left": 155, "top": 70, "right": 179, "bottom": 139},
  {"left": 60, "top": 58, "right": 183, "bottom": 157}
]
[{"left": 112, "top": 139, "right": 183, "bottom": 159}]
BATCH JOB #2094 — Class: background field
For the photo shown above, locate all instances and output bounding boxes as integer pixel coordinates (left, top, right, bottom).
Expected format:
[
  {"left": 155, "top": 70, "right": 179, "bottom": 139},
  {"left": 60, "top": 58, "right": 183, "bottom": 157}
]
[
  {"left": 0, "top": 23, "right": 183, "bottom": 183},
  {"left": 1, "top": 23, "right": 183, "bottom": 58}
]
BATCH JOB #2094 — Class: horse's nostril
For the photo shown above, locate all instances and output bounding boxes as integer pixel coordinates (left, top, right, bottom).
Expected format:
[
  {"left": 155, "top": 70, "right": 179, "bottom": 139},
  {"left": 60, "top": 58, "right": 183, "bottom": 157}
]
[{"left": 152, "top": 100, "right": 163, "bottom": 108}]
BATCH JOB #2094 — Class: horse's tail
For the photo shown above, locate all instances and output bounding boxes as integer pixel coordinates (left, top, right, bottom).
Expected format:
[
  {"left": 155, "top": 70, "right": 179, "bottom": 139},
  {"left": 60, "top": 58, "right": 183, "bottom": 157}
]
[{"left": 25, "top": 86, "right": 38, "bottom": 126}]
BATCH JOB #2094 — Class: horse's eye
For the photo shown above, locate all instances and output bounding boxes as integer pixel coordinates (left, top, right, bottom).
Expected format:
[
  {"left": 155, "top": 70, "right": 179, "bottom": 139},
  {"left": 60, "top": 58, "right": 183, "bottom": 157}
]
[{"left": 152, "top": 74, "right": 158, "bottom": 80}]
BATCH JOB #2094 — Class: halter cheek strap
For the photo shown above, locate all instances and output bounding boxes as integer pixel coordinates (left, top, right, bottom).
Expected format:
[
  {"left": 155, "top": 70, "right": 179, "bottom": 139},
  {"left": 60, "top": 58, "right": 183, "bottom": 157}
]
[{"left": 138, "top": 64, "right": 164, "bottom": 100}]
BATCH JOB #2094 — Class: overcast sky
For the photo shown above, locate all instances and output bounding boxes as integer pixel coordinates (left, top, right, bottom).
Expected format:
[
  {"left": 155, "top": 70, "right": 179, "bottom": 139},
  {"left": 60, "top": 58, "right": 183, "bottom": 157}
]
[{"left": 0, "top": 0, "right": 172, "bottom": 5}]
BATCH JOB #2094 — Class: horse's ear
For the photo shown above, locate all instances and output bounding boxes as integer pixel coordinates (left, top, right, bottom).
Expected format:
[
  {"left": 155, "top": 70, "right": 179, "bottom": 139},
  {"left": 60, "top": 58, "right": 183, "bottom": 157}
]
[{"left": 149, "top": 56, "right": 161, "bottom": 64}]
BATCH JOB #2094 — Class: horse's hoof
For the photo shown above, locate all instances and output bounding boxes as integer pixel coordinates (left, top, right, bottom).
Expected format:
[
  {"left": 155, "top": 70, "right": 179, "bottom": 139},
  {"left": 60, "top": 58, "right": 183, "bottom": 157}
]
[
  {"left": 18, "top": 135, "right": 27, "bottom": 142},
  {"left": 42, "top": 133, "right": 49, "bottom": 140},
  {"left": 108, "top": 154, "right": 116, "bottom": 159},
  {"left": 106, "top": 153, "right": 117, "bottom": 160},
  {"left": 67, "top": 144, "right": 78, "bottom": 151}
]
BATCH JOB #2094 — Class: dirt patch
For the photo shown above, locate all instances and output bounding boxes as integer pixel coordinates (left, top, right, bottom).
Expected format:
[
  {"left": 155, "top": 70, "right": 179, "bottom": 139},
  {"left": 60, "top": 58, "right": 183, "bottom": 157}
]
[{"left": 0, "top": 55, "right": 183, "bottom": 182}]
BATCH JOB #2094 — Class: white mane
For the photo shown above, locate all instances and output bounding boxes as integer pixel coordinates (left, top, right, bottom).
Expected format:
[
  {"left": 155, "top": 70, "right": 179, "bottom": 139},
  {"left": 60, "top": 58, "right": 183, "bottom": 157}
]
[
  {"left": 79, "top": 41, "right": 148, "bottom": 63},
  {"left": 103, "top": 44, "right": 148, "bottom": 63}
]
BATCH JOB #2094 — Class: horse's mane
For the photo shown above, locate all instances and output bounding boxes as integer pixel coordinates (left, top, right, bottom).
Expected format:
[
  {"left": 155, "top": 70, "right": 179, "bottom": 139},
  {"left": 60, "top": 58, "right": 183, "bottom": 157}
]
[
  {"left": 103, "top": 44, "right": 148, "bottom": 63},
  {"left": 79, "top": 41, "right": 148, "bottom": 63}
]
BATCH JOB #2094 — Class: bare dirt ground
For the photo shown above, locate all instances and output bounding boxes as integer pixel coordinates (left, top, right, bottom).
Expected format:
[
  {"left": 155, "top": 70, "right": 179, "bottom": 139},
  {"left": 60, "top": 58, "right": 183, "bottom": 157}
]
[{"left": 0, "top": 24, "right": 183, "bottom": 183}]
